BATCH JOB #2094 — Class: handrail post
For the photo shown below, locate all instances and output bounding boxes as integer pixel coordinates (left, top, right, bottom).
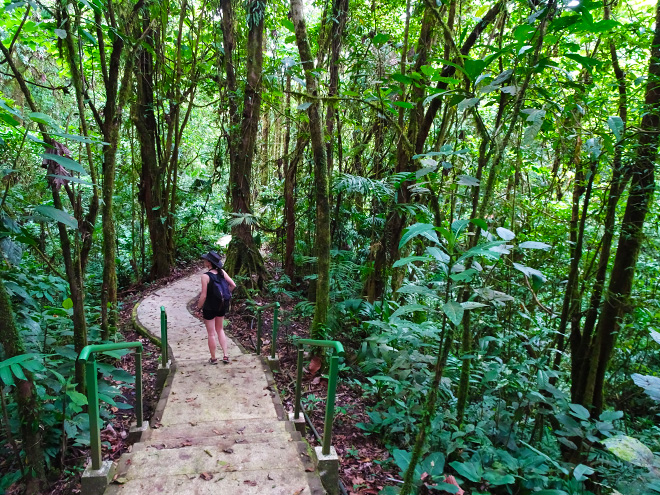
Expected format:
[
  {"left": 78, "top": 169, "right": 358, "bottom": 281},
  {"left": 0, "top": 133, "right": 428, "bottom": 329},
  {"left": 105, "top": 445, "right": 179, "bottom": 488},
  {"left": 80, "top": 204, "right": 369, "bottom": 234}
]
[
  {"left": 322, "top": 352, "right": 339, "bottom": 455},
  {"left": 135, "top": 347, "right": 143, "bottom": 426},
  {"left": 257, "top": 311, "right": 263, "bottom": 354},
  {"left": 86, "top": 354, "right": 102, "bottom": 471},
  {"left": 160, "top": 306, "right": 168, "bottom": 365},
  {"left": 271, "top": 303, "right": 280, "bottom": 360},
  {"left": 294, "top": 347, "right": 304, "bottom": 419}
]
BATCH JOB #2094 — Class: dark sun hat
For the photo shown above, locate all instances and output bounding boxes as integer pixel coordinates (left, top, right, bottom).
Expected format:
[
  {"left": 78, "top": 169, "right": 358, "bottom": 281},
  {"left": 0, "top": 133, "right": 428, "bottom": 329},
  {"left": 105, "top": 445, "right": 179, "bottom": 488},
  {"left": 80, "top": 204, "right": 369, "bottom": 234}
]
[{"left": 201, "top": 251, "right": 223, "bottom": 269}]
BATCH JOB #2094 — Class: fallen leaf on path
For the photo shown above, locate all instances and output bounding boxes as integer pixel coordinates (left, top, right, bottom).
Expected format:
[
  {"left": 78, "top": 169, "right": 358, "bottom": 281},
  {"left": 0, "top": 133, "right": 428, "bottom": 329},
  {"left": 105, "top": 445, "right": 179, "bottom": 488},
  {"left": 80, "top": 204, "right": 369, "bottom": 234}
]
[
  {"left": 212, "top": 429, "right": 222, "bottom": 435},
  {"left": 223, "top": 448, "right": 234, "bottom": 454},
  {"left": 243, "top": 480, "right": 258, "bottom": 486},
  {"left": 293, "top": 488, "right": 305, "bottom": 495},
  {"left": 200, "top": 472, "right": 213, "bottom": 481},
  {"left": 204, "top": 449, "right": 213, "bottom": 457}
]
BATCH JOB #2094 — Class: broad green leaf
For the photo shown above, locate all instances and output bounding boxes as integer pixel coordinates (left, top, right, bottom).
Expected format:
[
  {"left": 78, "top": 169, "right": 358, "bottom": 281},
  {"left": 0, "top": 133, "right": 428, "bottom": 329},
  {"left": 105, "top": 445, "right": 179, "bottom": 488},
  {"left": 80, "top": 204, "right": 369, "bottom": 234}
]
[
  {"left": 0, "top": 366, "right": 14, "bottom": 386},
  {"left": 651, "top": 329, "right": 660, "bottom": 345},
  {"left": 573, "top": 463, "right": 595, "bottom": 481},
  {"left": 564, "top": 53, "right": 602, "bottom": 70},
  {"left": 296, "top": 102, "right": 311, "bottom": 111},
  {"left": 62, "top": 298, "right": 73, "bottom": 309},
  {"left": 392, "top": 449, "right": 411, "bottom": 473},
  {"left": 391, "top": 304, "right": 430, "bottom": 319},
  {"left": 449, "top": 461, "right": 482, "bottom": 482},
  {"left": 631, "top": 373, "right": 660, "bottom": 401},
  {"left": 457, "top": 175, "right": 479, "bottom": 186},
  {"left": 399, "top": 223, "right": 439, "bottom": 248},
  {"left": 484, "top": 471, "right": 515, "bottom": 485},
  {"left": 519, "top": 241, "right": 551, "bottom": 250},
  {"left": 34, "top": 205, "right": 78, "bottom": 229},
  {"left": 442, "top": 300, "right": 464, "bottom": 326},
  {"left": 457, "top": 97, "right": 479, "bottom": 112},
  {"left": 372, "top": 32, "right": 390, "bottom": 44},
  {"left": 585, "top": 137, "right": 601, "bottom": 160},
  {"left": 47, "top": 175, "right": 95, "bottom": 187},
  {"left": 0, "top": 113, "right": 20, "bottom": 127},
  {"left": 463, "top": 58, "right": 488, "bottom": 81},
  {"left": 397, "top": 285, "right": 437, "bottom": 297},
  {"left": 569, "top": 403, "right": 590, "bottom": 420},
  {"left": 450, "top": 268, "right": 477, "bottom": 282},
  {"left": 67, "top": 390, "right": 88, "bottom": 406},
  {"left": 29, "top": 112, "right": 56, "bottom": 125},
  {"left": 282, "top": 19, "right": 295, "bottom": 32},
  {"left": 41, "top": 153, "right": 87, "bottom": 175},
  {"left": 53, "top": 132, "right": 98, "bottom": 144},
  {"left": 0, "top": 100, "right": 22, "bottom": 118},
  {"left": 426, "top": 246, "right": 449, "bottom": 264},
  {"left": 10, "top": 363, "right": 27, "bottom": 381},
  {"left": 393, "top": 101, "right": 414, "bottom": 109},
  {"left": 513, "top": 263, "right": 546, "bottom": 282},
  {"left": 461, "top": 301, "right": 488, "bottom": 309},
  {"left": 391, "top": 73, "right": 412, "bottom": 85},
  {"left": 496, "top": 227, "right": 515, "bottom": 240},
  {"left": 111, "top": 368, "right": 136, "bottom": 384},
  {"left": 607, "top": 116, "right": 624, "bottom": 142},
  {"left": 393, "top": 255, "right": 431, "bottom": 268},
  {"left": 470, "top": 218, "right": 488, "bottom": 230},
  {"left": 599, "top": 410, "right": 624, "bottom": 422}
]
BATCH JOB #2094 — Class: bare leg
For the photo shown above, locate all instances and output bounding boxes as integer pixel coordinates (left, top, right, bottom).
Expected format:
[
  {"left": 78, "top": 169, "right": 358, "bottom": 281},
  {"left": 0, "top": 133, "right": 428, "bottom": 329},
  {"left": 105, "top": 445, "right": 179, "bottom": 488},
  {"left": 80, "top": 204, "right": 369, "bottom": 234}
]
[
  {"left": 215, "top": 316, "right": 228, "bottom": 359},
  {"left": 204, "top": 318, "right": 217, "bottom": 360}
]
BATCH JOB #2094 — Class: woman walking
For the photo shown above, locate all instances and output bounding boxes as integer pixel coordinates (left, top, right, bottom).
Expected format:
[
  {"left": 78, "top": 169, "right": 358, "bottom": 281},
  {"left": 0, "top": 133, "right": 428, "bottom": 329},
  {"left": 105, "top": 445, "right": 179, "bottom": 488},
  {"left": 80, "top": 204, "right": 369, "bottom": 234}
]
[{"left": 197, "top": 251, "right": 236, "bottom": 364}]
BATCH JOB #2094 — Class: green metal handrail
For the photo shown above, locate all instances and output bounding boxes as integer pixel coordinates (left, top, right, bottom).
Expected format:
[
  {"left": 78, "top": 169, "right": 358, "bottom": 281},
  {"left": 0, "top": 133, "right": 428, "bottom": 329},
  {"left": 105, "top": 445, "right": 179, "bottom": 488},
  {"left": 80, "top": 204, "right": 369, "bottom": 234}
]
[
  {"left": 293, "top": 339, "right": 345, "bottom": 455},
  {"left": 160, "top": 306, "right": 168, "bottom": 364},
  {"left": 254, "top": 302, "right": 280, "bottom": 358},
  {"left": 78, "top": 342, "right": 144, "bottom": 471}
]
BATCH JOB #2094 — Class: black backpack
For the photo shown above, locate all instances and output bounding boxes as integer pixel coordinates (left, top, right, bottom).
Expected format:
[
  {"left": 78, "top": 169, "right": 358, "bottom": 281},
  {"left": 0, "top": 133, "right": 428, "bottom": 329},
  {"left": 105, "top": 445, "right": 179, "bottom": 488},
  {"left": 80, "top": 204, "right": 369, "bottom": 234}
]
[{"left": 208, "top": 271, "right": 231, "bottom": 308}]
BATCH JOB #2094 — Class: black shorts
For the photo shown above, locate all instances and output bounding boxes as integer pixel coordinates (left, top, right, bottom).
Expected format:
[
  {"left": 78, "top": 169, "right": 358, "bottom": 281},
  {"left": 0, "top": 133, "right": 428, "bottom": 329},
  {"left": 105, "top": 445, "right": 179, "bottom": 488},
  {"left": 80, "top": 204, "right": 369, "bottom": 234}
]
[{"left": 202, "top": 304, "right": 228, "bottom": 321}]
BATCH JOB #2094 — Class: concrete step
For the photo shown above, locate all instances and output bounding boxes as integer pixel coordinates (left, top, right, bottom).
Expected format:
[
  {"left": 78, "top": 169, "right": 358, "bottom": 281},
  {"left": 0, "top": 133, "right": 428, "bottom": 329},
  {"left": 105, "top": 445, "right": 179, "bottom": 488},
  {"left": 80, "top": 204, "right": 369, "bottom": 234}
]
[
  {"left": 113, "top": 439, "right": 316, "bottom": 479},
  {"left": 134, "top": 431, "right": 303, "bottom": 452},
  {"left": 143, "top": 418, "right": 294, "bottom": 442},
  {"left": 105, "top": 469, "right": 324, "bottom": 494}
]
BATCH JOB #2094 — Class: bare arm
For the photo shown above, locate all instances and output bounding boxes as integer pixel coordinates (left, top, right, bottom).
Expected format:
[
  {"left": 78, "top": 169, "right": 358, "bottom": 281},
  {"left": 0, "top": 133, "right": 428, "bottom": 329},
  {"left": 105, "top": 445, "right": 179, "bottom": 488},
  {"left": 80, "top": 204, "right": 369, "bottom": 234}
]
[
  {"left": 197, "top": 273, "right": 209, "bottom": 309},
  {"left": 221, "top": 269, "right": 236, "bottom": 292}
]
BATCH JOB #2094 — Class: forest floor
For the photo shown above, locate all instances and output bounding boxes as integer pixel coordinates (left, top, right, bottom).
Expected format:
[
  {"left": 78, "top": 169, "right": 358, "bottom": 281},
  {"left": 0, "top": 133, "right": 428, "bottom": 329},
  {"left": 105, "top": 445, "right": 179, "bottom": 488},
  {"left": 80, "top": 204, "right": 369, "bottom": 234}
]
[{"left": 37, "top": 261, "right": 397, "bottom": 495}]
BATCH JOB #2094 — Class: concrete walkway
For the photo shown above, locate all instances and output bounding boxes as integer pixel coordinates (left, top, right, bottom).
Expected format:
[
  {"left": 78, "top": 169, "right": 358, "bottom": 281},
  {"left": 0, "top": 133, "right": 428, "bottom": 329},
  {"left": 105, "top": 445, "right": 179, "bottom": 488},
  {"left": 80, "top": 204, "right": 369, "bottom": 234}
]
[{"left": 106, "top": 271, "right": 325, "bottom": 494}]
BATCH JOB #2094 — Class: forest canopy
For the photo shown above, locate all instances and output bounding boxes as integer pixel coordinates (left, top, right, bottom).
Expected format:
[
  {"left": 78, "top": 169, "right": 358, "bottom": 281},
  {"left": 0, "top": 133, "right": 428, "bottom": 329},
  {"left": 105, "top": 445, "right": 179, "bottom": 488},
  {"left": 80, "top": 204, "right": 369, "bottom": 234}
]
[{"left": 1, "top": 0, "right": 660, "bottom": 493}]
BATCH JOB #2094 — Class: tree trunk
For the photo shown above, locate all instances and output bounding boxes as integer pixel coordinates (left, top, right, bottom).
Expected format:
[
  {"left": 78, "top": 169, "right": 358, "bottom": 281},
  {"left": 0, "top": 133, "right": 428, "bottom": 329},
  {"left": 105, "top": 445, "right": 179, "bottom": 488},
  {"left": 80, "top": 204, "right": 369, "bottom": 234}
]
[
  {"left": 291, "top": 0, "right": 331, "bottom": 336},
  {"left": 224, "top": 0, "right": 268, "bottom": 290},
  {"left": 577, "top": 0, "right": 660, "bottom": 413},
  {"left": 0, "top": 278, "right": 45, "bottom": 493}
]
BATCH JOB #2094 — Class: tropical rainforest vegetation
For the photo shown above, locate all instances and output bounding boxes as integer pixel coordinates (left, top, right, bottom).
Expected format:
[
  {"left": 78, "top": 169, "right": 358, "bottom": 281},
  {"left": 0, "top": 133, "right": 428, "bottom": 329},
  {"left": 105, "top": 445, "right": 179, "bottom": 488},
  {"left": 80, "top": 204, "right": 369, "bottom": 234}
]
[{"left": 2, "top": 0, "right": 660, "bottom": 493}]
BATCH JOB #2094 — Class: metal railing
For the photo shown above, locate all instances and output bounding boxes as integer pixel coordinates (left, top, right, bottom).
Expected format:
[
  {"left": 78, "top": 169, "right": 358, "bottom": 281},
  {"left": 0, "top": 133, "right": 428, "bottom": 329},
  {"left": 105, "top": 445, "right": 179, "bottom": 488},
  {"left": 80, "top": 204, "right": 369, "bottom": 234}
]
[
  {"left": 160, "top": 306, "right": 168, "bottom": 364},
  {"left": 255, "top": 302, "right": 280, "bottom": 358},
  {"left": 77, "top": 342, "right": 143, "bottom": 471},
  {"left": 293, "top": 339, "right": 344, "bottom": 455}
]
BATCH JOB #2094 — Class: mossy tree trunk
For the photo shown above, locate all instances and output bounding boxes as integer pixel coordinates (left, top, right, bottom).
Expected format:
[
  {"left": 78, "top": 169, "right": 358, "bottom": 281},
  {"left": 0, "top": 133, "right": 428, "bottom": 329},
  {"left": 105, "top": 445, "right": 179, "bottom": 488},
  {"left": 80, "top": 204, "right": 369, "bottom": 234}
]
[
  {"left": 575, "top": 0, "right": 660, "bottom": 414},
  {"left": 223, "top": 0, "right": 268, "bottom": 291},
  {"left": 0, "top": 278, "right": 45, "bottom": 494},
  {"left": 291, "top": 0, "right": 331, "bottom": 337}
]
